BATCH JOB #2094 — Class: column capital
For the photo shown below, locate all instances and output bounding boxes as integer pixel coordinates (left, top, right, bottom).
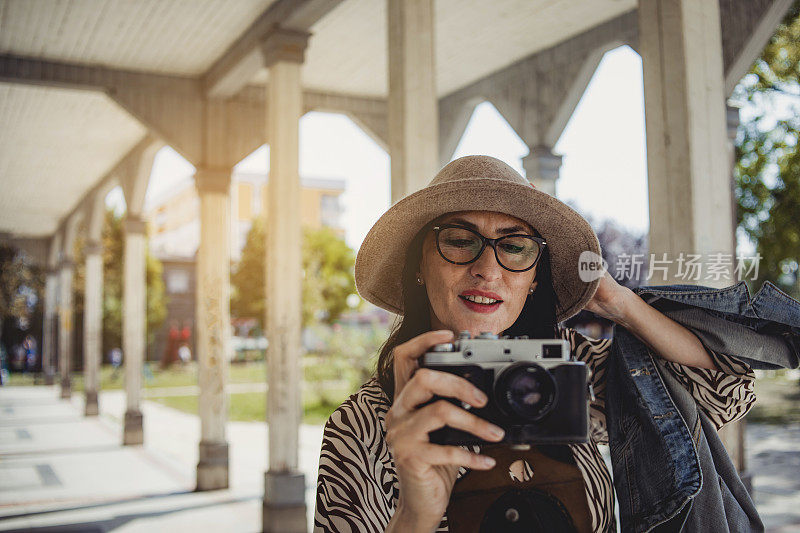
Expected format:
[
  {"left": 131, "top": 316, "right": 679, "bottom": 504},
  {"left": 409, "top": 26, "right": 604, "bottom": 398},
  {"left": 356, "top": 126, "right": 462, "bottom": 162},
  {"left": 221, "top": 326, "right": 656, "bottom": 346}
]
[
  {"left": 84, "top": 240, "right": 103, "bottom": 256},
  {"left": 726, "top": 105, "right": 740, "bottom": 142},
  {"left": 522, "top": 145, "right": 563, "bottom": 184},
  {"left": 194, "top": 167, "right": 232, "bottom": 194},
  {"left": 124, "top": 215, "right": 147, "bottom": 235},
  {"left": 261, "top": 26, "right": 311, "bottom": 68}
]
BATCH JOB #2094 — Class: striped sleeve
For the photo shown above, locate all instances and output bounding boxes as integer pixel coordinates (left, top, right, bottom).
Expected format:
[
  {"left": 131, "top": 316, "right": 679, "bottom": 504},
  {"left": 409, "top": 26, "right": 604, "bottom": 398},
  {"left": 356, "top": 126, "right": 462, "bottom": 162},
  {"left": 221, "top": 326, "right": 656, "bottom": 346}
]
[
  {"left": 314, "top": 384, "right": 396, "bottom": 532},
  {"left": 570, "top": 441, "right": 616, "bottom": 533},
  {"left": 661, "top": 349, "right": 756, "bottom": 430},
  {"left": 560, "top": 327, "right": 612, "bottom": 445}
]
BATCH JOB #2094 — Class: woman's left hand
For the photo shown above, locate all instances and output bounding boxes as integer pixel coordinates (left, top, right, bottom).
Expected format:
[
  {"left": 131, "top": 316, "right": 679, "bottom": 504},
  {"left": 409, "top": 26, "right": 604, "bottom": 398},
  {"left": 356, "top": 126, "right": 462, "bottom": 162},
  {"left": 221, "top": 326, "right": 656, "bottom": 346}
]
[{"left": 582, "top": 268, "right": 632, "bottom": 325}]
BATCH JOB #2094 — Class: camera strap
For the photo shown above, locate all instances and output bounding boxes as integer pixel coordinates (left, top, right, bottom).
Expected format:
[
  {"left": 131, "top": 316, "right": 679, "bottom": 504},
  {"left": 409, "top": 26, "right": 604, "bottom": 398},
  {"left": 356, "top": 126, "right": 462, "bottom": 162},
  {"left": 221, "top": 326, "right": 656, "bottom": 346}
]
[{"left": 445, "top": 443, "right": 592, "bottom": 533}]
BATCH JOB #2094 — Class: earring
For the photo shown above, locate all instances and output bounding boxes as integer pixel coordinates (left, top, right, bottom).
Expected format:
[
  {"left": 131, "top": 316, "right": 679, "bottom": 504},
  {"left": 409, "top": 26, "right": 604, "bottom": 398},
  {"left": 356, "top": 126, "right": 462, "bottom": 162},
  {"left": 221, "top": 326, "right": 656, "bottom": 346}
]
[
  {"left": 417, "top": 276, "right": 424, "bottom": 285},
  {"left": 528, "top": 286, "right": 535, "bottom": 294}
]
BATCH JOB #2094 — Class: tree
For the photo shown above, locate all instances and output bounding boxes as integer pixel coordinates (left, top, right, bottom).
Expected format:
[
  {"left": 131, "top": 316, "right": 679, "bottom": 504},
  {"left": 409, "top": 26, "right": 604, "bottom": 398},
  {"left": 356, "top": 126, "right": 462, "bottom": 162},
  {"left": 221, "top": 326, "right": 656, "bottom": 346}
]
[
  {"left": 733, "top": 1, "right": 800, "bottom": 299},
  {"left": 563, "top": 200, "right": 649, "bottom": 289},
  {"left": 0, "top": 245, "right": 43, "bottom": 349},
  {"left": 231, "top": 217, "right": 266, "bottom": 323},
  {"left": 231, "top": 218, "right": 359, "bottom": 328},
  {"left": 302, "top": 225, "right": 359, "bottom": 325},
  {"left": 73, "top": 208, "right": 167, "bottom": 357}
]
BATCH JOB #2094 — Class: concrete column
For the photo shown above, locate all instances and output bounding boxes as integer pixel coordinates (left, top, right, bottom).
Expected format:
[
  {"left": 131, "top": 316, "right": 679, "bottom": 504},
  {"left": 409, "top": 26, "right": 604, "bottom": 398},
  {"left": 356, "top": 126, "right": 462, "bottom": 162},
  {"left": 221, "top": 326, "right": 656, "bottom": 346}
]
[
  {"left": 123, "top": 215, "right": 146, "bottom": 446},
  {"left": 720, "top": 104, "right": 750, "bottom": 490},
  {"left": 42, "top": 270, "right": 59, "bottom": 385},
  {"left": 388, "top": 0, "right": 438, "bottom": 202},
  {"left": 57, "top": 260, "right": 74, "bottom": 399},
  {"left": 83, "top": 240, "right": 103, "bottom": 416},
  {"left": 726, "top": 104, "right": 741, "bottom": 256},
  {"left": 194, "top": 167, "right": 232, "bottom": 491},
  {"left": 261, "top": 27, "right": 309, "bottom": 533},
  {"left": 522, "top": 145, "right": 563, "bottom": 196},
  {"left": 638, "top": 0, "right": 735, "bottom": 287}
]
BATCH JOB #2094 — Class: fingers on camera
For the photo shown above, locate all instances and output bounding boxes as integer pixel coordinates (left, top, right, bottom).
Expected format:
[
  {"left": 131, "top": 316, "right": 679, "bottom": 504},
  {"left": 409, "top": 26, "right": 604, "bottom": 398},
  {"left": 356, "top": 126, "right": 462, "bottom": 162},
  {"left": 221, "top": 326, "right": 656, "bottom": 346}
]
[
  {"left": 397, "top": 330, "right": 454, "bottom": 364},
  {"left": 420, "top": 442, "right": 496, "bottom": 469},
  {"left": 417, "top": 399, "right": 504, "bottom": 442},
  {"left": 404, "top": 368, "right": 487, "bottom": 410}
]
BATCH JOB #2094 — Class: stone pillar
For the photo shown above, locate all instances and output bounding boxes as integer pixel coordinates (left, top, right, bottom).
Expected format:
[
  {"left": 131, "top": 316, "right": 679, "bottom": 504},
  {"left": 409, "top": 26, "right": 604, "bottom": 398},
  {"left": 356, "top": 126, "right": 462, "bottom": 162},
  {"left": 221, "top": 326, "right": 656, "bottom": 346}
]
[
  {"left": 123, "top": 215, "right": 146, "bottom": 446},
  {"left": 638, "top": 0, "right": 735, "bottom": 287},
  {"left": 261, "top": 27, "right": 309, "bottom": 533},
  {"left": 83, "top": 240, "right": 103, "bottom": 416},
  {"left": 522, "top": 145, "right": 563, "bottom": 196},
  {"left": 57, "top": 260, "right": 74, "bottom": 399},
  {"left": 194, "top": 167, "right": 232, "bottom": 491},
  {"left": 42, "top": 269, "right": 59, "bottom": 385},
  {"left": 388, "top": 0, "right": 438, "bottom": 202},
  {"left": 726, "top": 104, "right": 741, "bottom": 257},
  {"left": 721, "top": 104, "right": 750, "bottom": 491}
]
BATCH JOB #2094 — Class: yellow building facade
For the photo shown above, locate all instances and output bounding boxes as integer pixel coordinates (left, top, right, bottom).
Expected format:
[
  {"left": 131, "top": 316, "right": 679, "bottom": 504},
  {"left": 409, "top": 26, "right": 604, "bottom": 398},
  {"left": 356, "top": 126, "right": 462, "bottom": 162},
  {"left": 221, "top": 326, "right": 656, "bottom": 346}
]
[{"left": 146, "top": 172, "right": 345, "bottom": 261}]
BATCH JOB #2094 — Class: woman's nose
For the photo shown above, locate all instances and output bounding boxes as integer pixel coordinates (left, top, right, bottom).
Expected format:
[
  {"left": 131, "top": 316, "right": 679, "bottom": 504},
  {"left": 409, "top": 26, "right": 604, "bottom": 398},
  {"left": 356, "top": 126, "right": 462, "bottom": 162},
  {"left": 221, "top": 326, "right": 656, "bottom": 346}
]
[{"left": 469, "top": 245, "right": 503, "bottom": 280}]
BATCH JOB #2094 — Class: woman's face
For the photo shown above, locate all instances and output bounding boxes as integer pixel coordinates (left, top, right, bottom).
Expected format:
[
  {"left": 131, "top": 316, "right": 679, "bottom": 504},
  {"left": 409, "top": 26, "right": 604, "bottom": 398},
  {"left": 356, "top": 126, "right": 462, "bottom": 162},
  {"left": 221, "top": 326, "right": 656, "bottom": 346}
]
[{"left": 418, "top": 210, "right": 539, "bottom": 336}]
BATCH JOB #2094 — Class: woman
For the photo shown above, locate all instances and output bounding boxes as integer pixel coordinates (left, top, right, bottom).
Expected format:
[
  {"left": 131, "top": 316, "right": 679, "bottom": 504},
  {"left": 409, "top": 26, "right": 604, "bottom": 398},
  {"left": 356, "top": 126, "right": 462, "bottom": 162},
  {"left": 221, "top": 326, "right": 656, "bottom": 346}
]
[{"left": 314, "top": 155, "right": 754, "bottom": 532}]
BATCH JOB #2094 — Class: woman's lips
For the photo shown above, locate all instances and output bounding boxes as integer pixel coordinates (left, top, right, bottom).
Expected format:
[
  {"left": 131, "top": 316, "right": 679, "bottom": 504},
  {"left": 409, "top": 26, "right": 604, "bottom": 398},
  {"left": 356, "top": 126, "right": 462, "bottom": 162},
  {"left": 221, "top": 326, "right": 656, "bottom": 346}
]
[{"left": 458, "top": 295, "right": 502, "bottom": 313}]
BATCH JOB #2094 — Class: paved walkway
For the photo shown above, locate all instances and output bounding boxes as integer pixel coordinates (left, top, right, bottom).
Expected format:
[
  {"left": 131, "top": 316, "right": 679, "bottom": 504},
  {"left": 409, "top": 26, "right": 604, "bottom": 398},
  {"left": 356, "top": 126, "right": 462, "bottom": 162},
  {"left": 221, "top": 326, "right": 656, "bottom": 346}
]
[
  {"left": 746, "top": 422, "right": 800, "bottom": 532},
  {"left": 1, "top": 385, "right": 798, "bottom": 532},
  {"left": 0, "top": 386, "right": 324, "bottom": 532}
]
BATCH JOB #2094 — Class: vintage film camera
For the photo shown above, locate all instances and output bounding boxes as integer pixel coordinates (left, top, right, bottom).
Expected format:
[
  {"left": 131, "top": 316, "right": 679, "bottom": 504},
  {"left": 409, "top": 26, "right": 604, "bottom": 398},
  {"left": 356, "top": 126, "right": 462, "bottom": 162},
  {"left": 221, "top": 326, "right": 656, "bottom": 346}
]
[{"left": 419, "top": 331, "right": 592, "bottom": 445}]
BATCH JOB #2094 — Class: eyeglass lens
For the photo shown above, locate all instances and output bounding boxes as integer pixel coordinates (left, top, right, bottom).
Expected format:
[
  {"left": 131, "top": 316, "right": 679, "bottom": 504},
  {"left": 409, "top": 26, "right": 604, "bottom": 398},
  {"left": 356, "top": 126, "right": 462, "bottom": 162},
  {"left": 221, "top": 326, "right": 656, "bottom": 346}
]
[{"left": 438, "top": 226, "right": 541, "bottom": 270}]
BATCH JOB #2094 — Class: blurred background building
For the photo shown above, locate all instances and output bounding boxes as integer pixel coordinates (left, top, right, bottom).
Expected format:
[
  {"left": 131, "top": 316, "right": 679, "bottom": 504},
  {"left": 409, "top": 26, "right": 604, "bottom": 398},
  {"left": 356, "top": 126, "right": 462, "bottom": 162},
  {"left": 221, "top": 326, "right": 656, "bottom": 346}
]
[{"left": 144, "top": 171, "right": 345, "bottom": 362}]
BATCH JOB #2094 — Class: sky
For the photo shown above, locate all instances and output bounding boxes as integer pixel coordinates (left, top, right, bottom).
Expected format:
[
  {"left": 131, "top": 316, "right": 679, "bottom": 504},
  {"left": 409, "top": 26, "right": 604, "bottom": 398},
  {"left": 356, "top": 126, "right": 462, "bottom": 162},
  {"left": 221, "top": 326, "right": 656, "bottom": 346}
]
[{"left": 112, "top": 44, "right": 757, "bottom": 256}]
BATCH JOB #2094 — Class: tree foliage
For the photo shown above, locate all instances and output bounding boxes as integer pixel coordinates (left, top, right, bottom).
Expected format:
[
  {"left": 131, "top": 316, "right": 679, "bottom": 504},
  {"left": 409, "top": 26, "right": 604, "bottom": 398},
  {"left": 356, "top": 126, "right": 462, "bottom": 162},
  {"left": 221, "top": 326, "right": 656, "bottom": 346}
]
[
  {"left": 231, "top": 218, "right": 359, "bottom": 328},
  {"left": 0, "top": 245, "right": 43, "bottom": 345},
  {"left": 231, "top": 217, "right": 266, "bottom": 323},
  {"left": 73, "top": 208, "right": 167, "bottom": 356},
  {"left": 734, "top": 1, "right": 800, "bottom": 299},
  {"left": 302, "top": 225, "right": 359, "bottom": 325}
]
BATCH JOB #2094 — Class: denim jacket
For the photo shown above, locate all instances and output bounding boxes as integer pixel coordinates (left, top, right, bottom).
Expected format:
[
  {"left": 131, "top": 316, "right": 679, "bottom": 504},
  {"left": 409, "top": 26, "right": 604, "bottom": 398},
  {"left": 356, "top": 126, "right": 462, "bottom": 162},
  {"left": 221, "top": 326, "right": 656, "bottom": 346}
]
[{"left": 605, "top": 280, "right": 800, "bottom": 532}]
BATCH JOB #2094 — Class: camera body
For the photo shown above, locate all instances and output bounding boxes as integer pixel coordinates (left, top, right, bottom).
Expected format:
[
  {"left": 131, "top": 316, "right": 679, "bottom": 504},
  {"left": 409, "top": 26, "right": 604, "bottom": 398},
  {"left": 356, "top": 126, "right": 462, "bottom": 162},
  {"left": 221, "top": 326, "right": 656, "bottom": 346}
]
[{"left": 419, "top": 331, "right": 590, "bottom": 445}]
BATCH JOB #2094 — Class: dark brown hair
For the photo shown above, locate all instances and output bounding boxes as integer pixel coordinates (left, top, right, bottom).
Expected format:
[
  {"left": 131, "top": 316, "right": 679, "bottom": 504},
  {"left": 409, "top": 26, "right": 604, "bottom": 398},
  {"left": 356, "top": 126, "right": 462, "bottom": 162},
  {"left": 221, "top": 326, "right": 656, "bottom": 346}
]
[{"left": 373, "top": 217, "right": 562, "bottom": 402}]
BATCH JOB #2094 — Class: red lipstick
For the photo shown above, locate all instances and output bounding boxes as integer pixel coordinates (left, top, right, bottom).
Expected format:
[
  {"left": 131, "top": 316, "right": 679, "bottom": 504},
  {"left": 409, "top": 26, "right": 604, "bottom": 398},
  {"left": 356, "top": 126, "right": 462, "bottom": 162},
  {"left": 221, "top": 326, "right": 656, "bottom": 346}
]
[{"left": 458, "top": 289, "right": 503, "bottom": 313}]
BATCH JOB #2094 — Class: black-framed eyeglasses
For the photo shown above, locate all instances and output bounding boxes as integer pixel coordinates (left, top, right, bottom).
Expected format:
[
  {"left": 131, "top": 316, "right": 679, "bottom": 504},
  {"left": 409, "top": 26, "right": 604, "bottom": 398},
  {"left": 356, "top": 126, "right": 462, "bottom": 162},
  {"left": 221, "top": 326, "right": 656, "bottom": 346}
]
[{"left": 432, "top": 224, "right": 546, "bottom": 272}]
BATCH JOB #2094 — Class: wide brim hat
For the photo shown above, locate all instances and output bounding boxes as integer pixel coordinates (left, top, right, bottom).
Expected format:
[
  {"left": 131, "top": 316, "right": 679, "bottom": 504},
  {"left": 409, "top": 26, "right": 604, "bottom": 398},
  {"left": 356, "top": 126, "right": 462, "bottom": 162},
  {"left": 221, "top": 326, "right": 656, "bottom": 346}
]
[{"left": 354, "top": 155, "right": 604, "bottom": 323}]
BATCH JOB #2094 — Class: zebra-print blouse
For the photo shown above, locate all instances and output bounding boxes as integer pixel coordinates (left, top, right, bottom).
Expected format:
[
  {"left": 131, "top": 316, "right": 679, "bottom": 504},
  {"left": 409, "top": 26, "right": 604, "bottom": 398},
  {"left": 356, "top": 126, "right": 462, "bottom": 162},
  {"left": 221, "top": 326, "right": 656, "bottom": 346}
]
[{"left": 314, "top": 326, "right": 756, "bottom": 532}]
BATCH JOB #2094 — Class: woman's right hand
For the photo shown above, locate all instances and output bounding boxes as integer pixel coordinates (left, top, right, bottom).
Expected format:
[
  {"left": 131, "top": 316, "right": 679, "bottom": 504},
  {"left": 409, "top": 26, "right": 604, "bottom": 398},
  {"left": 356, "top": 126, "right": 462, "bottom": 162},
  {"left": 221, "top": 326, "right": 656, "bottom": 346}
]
[{"left": 384, "top": 329, "right": 505, "bottom": 532}]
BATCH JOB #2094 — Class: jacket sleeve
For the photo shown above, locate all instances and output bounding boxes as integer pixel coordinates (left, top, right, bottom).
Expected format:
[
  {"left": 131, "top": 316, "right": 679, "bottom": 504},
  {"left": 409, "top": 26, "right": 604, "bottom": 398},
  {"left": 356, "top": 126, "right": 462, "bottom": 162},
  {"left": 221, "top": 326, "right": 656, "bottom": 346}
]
[
  {"left": 314, "top": 395, "right": 395, "bottom": 532},
  {"left": 660, "top": 349, "right": 756, "bottom": 430},
  {"left": 561, "top": 327, "right": 612, "bottom": 445}
]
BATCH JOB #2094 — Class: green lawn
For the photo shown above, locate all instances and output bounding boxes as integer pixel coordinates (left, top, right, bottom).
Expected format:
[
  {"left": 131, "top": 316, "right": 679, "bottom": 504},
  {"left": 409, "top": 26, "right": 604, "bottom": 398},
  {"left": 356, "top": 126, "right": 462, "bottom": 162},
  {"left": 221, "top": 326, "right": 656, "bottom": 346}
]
[
  {"left": 149, "top": 386, "right": 353, "bottom": 425},
  {"left": 4, "top": 358, "right": 361, "bottom": 424},
  {"left": 5, "top": 362, "right": 267, "bottom": 390}
]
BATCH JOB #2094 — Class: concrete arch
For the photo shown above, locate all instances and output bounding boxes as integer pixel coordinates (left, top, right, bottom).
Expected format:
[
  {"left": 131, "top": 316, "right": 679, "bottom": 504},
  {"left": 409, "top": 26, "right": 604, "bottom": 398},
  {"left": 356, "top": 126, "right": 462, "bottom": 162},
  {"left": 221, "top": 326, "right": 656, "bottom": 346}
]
[
  {"left": 544, "top": 40, "right": 631, "bottom": 149},
  {"left": 438, "top": 95, "right": 484, "bottom": 167}
]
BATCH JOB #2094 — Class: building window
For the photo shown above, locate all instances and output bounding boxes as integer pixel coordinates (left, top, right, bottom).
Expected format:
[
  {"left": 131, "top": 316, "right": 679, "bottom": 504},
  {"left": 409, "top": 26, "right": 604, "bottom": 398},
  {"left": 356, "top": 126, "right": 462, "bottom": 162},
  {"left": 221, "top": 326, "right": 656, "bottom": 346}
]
[
  {"left": 166, "top": 269, "right": 190, "bottom": 294},
  {"left": 320, "top": 194, "right": 341, "bottom": 228},
  {"left": 238, "top": 182, "right": 253, "bottom": 220}
]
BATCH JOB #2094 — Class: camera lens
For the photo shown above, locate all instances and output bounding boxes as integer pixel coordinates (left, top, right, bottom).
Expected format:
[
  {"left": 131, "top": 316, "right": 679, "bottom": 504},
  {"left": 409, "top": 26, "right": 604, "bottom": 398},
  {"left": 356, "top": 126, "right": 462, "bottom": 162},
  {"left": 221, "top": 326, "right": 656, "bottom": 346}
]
[{"left": 495, "top": 363, "right": 557, "bottom": 421}]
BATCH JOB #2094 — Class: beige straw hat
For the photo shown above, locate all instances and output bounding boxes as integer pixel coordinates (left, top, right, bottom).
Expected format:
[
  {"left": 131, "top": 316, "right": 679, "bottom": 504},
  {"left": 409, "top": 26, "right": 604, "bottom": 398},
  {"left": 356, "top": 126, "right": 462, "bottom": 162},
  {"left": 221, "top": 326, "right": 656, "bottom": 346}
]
[{"left": 354, "top": 155, "right": 604, "bottom": 323}]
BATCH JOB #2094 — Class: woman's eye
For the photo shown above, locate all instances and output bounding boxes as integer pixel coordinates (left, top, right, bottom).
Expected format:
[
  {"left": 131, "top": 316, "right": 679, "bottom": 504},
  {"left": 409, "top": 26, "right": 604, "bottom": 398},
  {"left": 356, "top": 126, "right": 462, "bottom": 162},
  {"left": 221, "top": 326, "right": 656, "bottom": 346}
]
[
  {"left": 445, "top": 239, "right": 476, "bottom": 248},
  {"left": 499, "top": 243, "right": 524, "bottom": 254}
]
